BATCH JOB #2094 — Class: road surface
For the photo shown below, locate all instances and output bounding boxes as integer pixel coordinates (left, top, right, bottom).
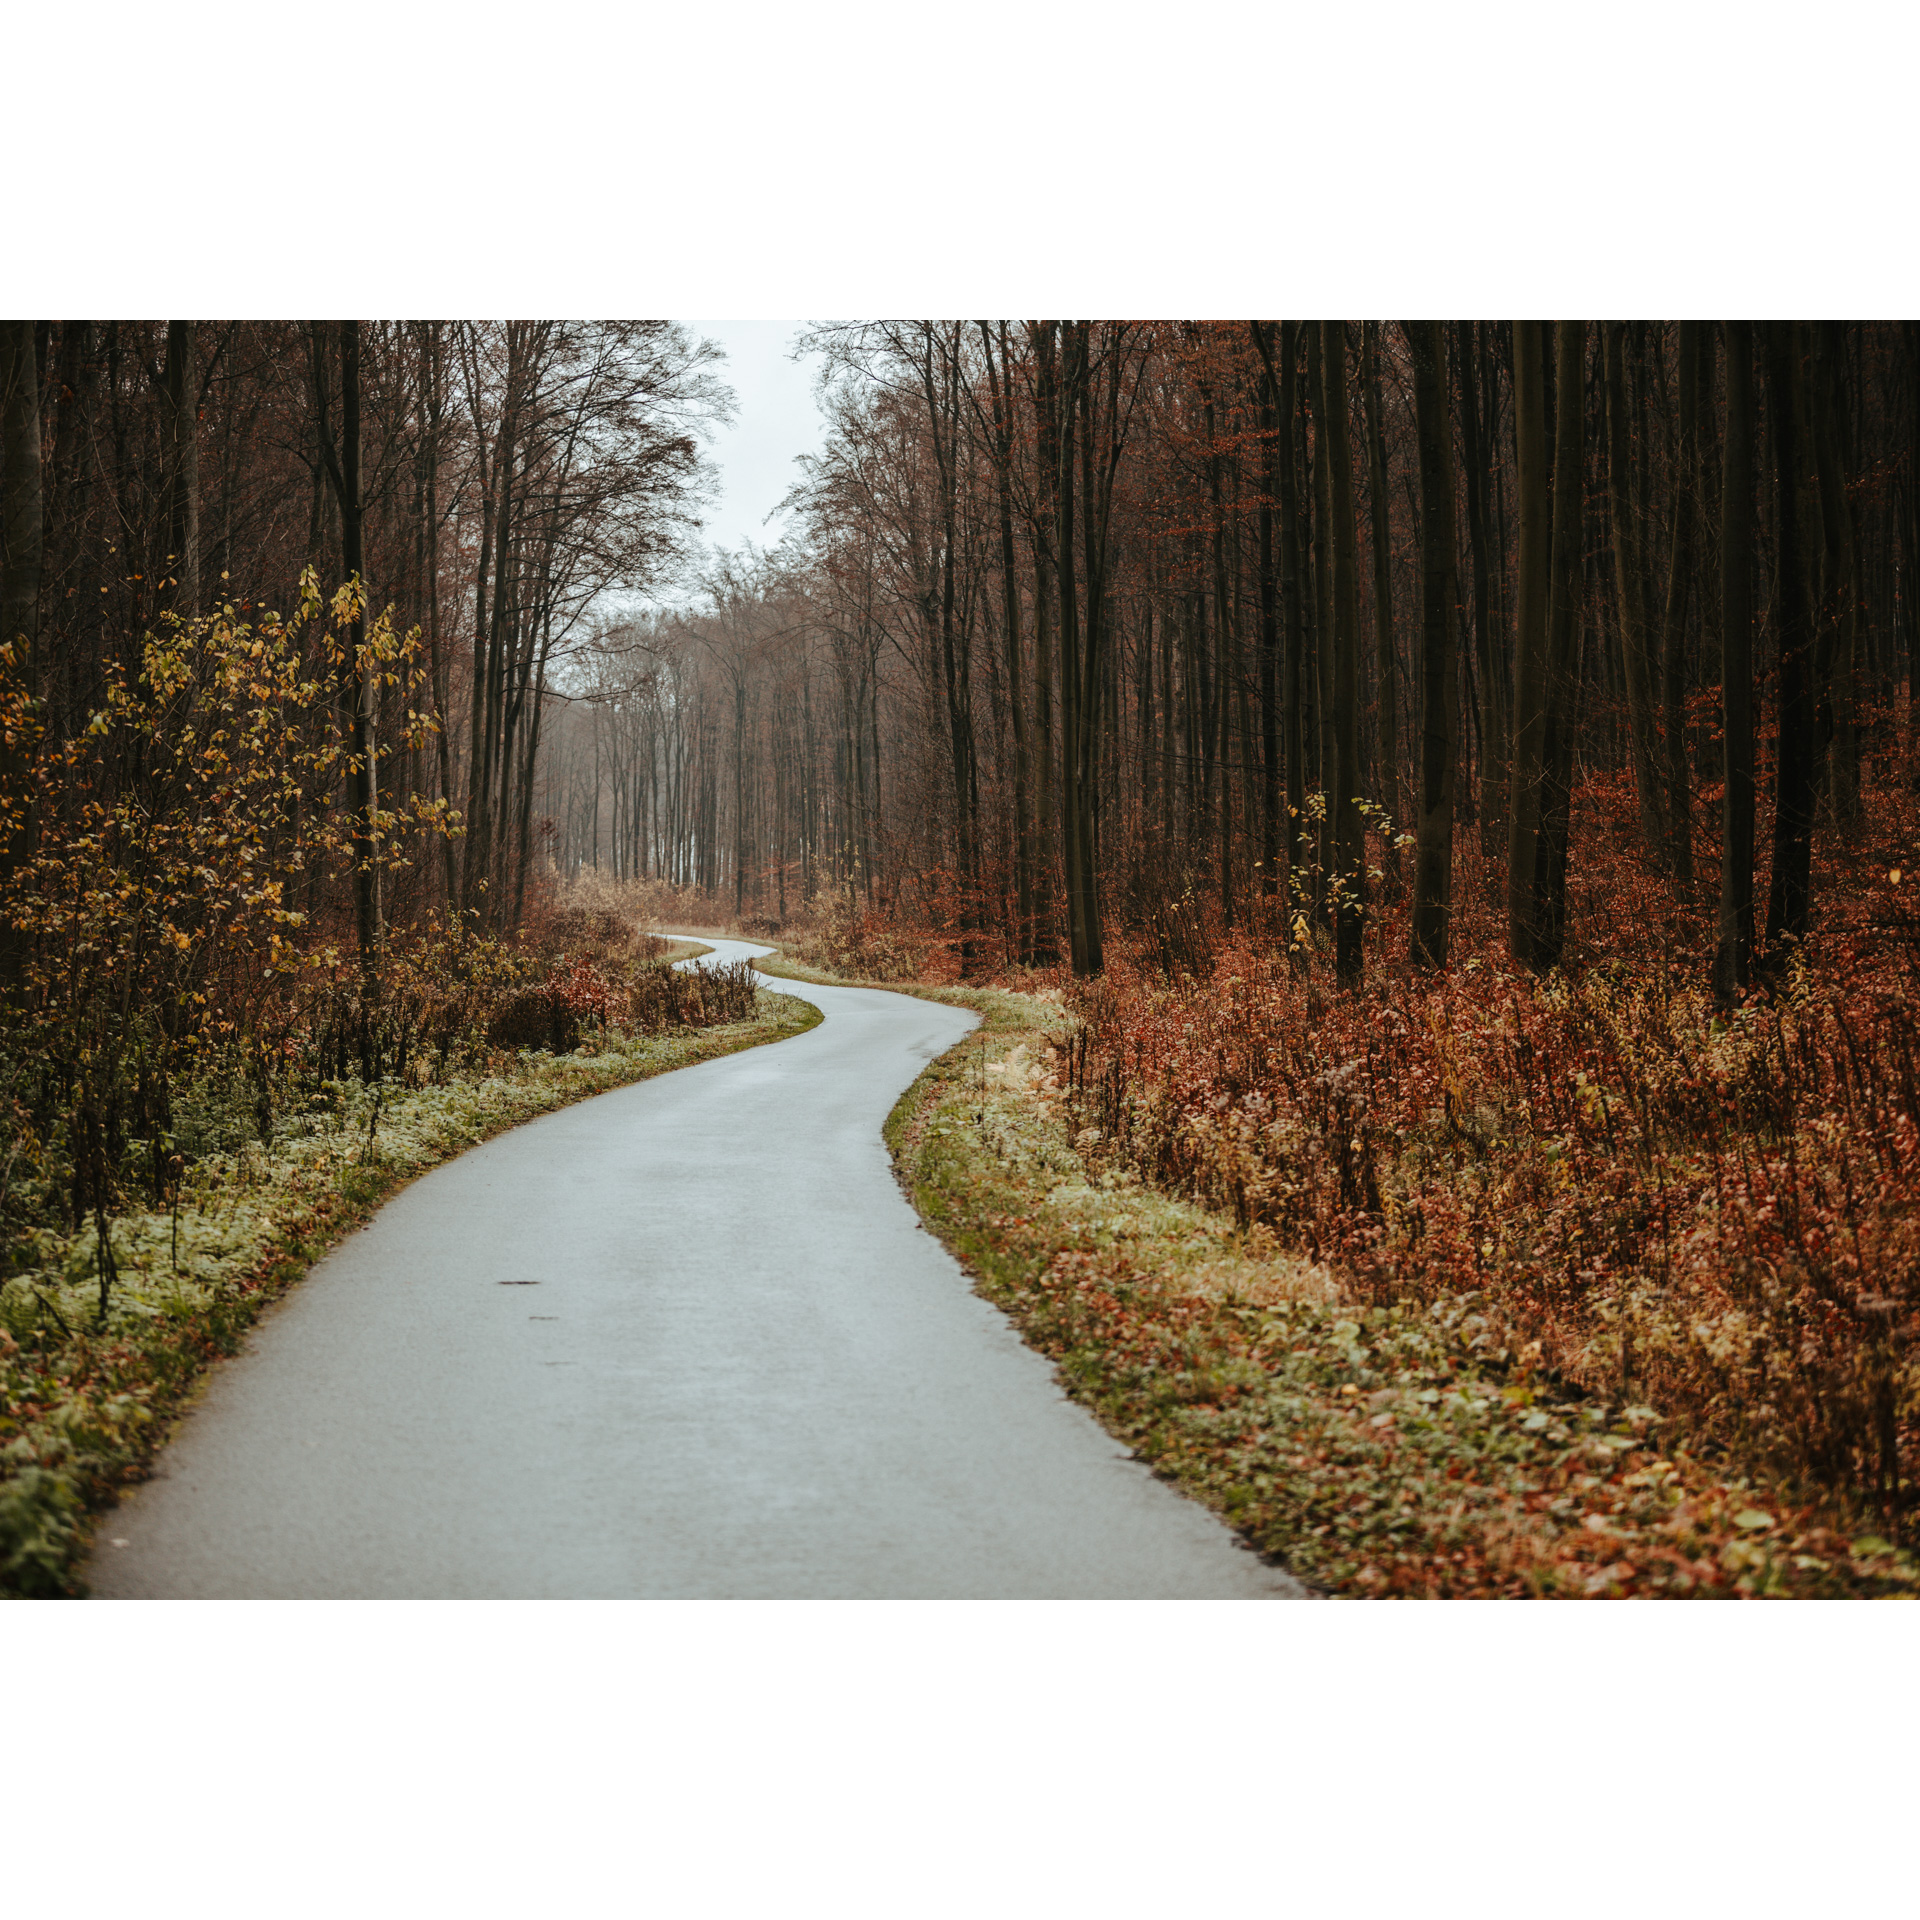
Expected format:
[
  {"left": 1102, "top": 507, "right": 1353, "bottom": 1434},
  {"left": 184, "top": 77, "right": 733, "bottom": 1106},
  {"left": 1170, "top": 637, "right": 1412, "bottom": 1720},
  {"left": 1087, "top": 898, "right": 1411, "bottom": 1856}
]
[{"left": 89, "top": 939, "right": 1301, "bottom": 1597}]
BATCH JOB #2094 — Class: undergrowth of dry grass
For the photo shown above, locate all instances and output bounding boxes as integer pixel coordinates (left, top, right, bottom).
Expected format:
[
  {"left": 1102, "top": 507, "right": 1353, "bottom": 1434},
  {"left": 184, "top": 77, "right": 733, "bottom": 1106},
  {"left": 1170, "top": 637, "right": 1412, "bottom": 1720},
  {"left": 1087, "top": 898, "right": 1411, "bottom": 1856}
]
[{"left": 762, "top": 827, "right": 1920, "bottom": 1598}]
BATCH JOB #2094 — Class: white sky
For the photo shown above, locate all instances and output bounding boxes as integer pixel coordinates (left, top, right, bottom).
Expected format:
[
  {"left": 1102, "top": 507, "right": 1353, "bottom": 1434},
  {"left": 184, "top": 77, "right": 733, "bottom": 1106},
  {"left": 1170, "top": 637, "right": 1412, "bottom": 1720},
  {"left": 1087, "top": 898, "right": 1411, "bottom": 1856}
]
[{"left": 684, "top": 320, "right": 827, "bottom": 560}]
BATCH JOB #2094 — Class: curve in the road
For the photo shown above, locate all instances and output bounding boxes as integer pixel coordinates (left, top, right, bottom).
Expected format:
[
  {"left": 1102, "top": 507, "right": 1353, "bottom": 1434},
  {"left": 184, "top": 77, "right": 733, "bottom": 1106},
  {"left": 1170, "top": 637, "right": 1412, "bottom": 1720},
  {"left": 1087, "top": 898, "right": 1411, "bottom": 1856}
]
[{"left": 88, "top": 938, "right": 1302, "bottom": 1597}]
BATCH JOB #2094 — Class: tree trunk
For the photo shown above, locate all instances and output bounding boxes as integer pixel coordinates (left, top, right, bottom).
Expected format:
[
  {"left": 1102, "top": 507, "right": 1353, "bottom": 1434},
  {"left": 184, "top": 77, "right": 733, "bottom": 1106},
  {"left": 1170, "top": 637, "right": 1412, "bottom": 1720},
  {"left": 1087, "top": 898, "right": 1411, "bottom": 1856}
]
[
  {"left": 1308, "top": 321, "right": 1335, "bottom": 931},
  {"left": 1408, "top": 321, "right": 1459, "bottom": 969},
  {"left": 1764, "top": 321, "right": 1816, "bottom": 952},
  {"left": 1715, "top": 319, "right": 1756, "bottom": 1007},
  {"left": 1278, "top": 324, "right": 1308, "bottom": 958},
  {"left": 1206, "top": 391, "right": 1233, "bottom": 927},
  {"left": 1455, "top": 320, "right": 1504, "bottom": 863},
  {"left": 311, "top": 320, "right": 381, "bottom": 970},
  {"left": 1363, "top": 322, "right": 1403, "bottom": 890},
  {"left": 1812, "top": 320, "right": 1861, "bottom": 830},
  {"left": 0, "top": 322, "right": 42, "bottom": 990},
  {"left": 1508, "top": 321, "right": 1552, "bottom": 964},
  {"left": 0, "top": 322, "right": 41, "bottom": 674},
  {"left": 160, "top": 321, "right": 200, "bottom": 617},
  {"left": 418, "top": 322, "right": 459, "bottom": 915},
  {"left": 1056, "top": 324, "right": 1089, "bottom": 975},
  {"left": 1604, "top": 321, "right": 1666, "bottom": 862},
  {"left": 1530, "top": 319, "right": 1587, "bottom": 970},
  {"left": 1322, "top": 322, "right": 1365, "bottom": 985},
  {"left": 982, "top": 322, "right": 1034, "bottom": 962},
  {"left": 1657, "top": 321, "right": 1700, "bottom": 883},
  {"left": 1027, "top": 321, "right": 1060, "bottom": 962},
  {"left": 1248, "top": 322, "right": 1282, "bottom": 908}
]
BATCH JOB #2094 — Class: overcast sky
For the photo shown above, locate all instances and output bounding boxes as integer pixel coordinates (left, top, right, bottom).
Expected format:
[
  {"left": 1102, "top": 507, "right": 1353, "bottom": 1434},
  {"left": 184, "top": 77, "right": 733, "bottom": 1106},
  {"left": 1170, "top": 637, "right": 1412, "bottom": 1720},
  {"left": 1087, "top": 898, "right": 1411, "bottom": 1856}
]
[{"left": 685, "top": 320, "right": 826, "bottom": 560}]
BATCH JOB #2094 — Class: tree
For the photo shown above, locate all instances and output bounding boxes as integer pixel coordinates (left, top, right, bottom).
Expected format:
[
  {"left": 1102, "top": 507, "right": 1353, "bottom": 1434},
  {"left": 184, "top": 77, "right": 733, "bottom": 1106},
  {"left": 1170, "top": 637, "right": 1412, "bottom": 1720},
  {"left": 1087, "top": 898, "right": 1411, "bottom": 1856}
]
[
  {"left": 1657, "top": 321, "right": 1701, "bottom": 883},
  {"left": 1715, "top": 319, "right": 1756, "bottom": 1005},
  {"left": 1322, "top": 322, "right": 1365, "bottom": 985},
  {"left": 1507, "top": 320, "right": 1552, "bottom": 965},
  {"left": 1407, "top": 321, "right": 1458, "bottom": 969},
  {"left": 1604, "top": 321, "right": 1666, "bottom": 862},
  {"left": 1764, "top": 321, "right": 1816, "bottom": 953}
]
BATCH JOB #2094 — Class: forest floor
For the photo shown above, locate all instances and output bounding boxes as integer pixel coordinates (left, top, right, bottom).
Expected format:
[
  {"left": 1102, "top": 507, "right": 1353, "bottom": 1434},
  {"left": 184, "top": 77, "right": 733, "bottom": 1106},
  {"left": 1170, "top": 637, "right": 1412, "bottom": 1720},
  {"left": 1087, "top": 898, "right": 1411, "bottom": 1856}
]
[
  {"left": 753, "top": 945, "right": 1919, "bottom": 1598},
  {"left": 0, "top": 981, "right": 817, "bottom": 1597}
]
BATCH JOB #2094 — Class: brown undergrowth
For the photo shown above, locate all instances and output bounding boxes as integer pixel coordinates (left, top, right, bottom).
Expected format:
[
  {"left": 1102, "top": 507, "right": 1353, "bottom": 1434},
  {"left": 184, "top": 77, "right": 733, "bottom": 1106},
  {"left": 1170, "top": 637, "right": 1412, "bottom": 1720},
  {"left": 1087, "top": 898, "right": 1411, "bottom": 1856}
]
[
  {"left": 1060, "top": 793, "right": 1920, "bottom": 1560},
  {"left": 861, "top": 974, "right": 1919, "bottom": 1597},
  {"left": 760, "top": 766, "right": 1920, "bottom": 1594}
]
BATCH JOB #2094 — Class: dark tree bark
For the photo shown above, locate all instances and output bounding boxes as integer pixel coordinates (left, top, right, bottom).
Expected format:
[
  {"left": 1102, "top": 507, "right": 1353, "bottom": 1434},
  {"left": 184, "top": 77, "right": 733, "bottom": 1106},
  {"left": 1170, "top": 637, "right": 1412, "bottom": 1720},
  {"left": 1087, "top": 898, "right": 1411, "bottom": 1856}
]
[
  {"left": 311, "top": 320, "right": 381, "bottom": 968},
  {"left": 1764, "top": 321, "right": 1816, "bottom": 952},
  {"left": 1277, "top": 322, "right": 1309, "bottom": 956},
  {"left": 1026, "top": 320, "right": 1060, "bottom": 963},
  {"left": 1322, "top": 322, "right": 1365, "bottom": 985},
  {"left": 1812, "top": 320, "right": 1861, "bottom": 829},
  {"left": 1715, "top": 319, "right": 1756, "bottom": 1007},
  {"left": 414, "top": 321, "right": 460, "bottom": 914},
  {"left": 0, "top": 323, "right": 40, "bottom": 675},
  {"left": 1407, "top": 321, "right": 1459, "bottom": 970},
  {"left": 1364, "top": 321, "right": 1403, "bottom": 890},
  {"left": 0, "top": 322, "right": 42, "bottom": 991},
  {"left": 1056, "top": 324, "right": 1090, "bottom": 974},
  {"left": 159, "top": 321, "right": 200, "bottom": 616},
  {"left": 1308, "top": 321, "right": 1335, "bottom": 930},
  {"left": 1247, "top": 322, "right": 1282, "bottom": 905},
  {"left": 1657, "top": 321, "right": 1701, "bottom": 883},
  {"left": 1529, "top": 319, "right": 1587, "bottom": 971},
  {"left": 915, "top": 324, "right": 978, "bottom": 968},
  {"left": 981, "top": 322, "right": 1035, "bottom": 959},
  {"left": 1604, "top": 321, "right": 1666, "bottom": 861},
  {"left": 1507, "top": 321, "right": 1552, "bottom": 964},
  {"left": 1455, "top": 320, "right": 1505, "bottom": 862}
]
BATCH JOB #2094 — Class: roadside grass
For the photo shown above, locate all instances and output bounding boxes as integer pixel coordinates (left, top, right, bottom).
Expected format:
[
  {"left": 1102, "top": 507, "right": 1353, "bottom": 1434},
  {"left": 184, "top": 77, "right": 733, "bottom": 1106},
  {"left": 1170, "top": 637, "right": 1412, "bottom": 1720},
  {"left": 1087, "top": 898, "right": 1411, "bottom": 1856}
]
[
  {"left": 0, "top": 987, "right": 819, "bottom": 1598},
  {"left": 754, "top": 948, "right": 1918, "bottom": 1598}
]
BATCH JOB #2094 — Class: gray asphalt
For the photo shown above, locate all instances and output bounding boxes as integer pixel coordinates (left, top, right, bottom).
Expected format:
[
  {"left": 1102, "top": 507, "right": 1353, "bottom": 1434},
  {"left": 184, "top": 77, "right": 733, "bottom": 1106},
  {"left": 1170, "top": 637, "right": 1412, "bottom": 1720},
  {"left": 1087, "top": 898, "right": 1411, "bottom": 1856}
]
[{"left": 88, "top": 939, "right": 1301, "bottom": 1598}]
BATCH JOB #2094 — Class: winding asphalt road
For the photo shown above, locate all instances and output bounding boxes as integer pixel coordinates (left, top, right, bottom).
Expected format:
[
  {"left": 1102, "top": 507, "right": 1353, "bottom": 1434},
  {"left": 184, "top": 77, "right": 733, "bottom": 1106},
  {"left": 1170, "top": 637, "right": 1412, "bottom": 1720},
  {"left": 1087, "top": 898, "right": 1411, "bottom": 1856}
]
[{"left": 88, "top": 940, "right": 1300, "bottom": 1598}]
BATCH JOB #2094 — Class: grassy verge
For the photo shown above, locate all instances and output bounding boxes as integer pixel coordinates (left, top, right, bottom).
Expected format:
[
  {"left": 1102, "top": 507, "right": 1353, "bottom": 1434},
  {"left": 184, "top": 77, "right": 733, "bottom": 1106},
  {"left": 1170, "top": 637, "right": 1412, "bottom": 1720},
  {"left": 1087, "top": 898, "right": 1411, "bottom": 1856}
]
[
  {"left": 755, "top": 950, "right": 1916, "bottom": 1598},
  {"left": 1, "top": 988, "right": 820, "bottom": 1598}
]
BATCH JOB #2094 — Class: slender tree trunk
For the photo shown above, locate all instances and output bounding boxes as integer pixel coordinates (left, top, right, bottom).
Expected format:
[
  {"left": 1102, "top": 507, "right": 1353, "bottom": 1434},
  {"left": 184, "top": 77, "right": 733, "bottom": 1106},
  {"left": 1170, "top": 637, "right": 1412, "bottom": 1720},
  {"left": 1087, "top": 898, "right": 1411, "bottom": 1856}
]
[
  {"left": 1308, "top": 321, "right": 1335, "bottom": 931},
  {"left": 1323, "top": 322, "right": 1365, "bottom": 984},
  {"left": 1364, "top": 322, "right": 1402, "bottom": 888},
  {"left": 419, "top": 323, "right": 459, "bottom": 915},
  {"left": 1055, "top": 325, "right": 1088, "bottom": 974},
  {"left": 160, "top": 321, "right": 200, "bottom": 616},
  {"left": 1028, "top": 322, "right": 1059, "bottom": 961},
  {"left": 1813, "top": 320, "right": 1861, "bottom": 829},
  {"left": 1715, "top": 319, "right": 1756, "bottom": 1007},
  {"left": 0, "top": 323, "right": 42, "bottom": 989},
  {"left": 1658, "top": 321, "right": 1700, "bottom": 884},
  {"left": 1278, "top": 322, "right": 1309, "bottom": 959},
  {"left": 1455, "top": 320, "right": 1504, "bottom": 862},
  {"left": 1249, "top": 323, "right": 1282, "bottom": 907},
  {"left": 0, "top": 323, "right": 40, "bottom": 673},
  {"left": 1073, "top": 322, "right": 1113, "bottom": 977},
  {"left": 1206, "top": 393, "right": 1233, "bottom": 927},
  {"left": 1530, "top": 319, "right": 1587, "bottom": 971},
  {"left": 982, "top": 322, "right": 1034, "bottom": 961},
  {"left": 1765, "top": 321, "right": 1816, "bottom": 951},
  {"left": 1408, "top": 321, "right": 1459, "bottom": 969},
  {"left": 311, "top": 320, "right": 381, "bottom": 969},
  {"left": 1604, "top": 321, "right": 1666, "bottom": 861},
  {"left": 1508, "top": 321, "right": 1552, "bottom": 964}
]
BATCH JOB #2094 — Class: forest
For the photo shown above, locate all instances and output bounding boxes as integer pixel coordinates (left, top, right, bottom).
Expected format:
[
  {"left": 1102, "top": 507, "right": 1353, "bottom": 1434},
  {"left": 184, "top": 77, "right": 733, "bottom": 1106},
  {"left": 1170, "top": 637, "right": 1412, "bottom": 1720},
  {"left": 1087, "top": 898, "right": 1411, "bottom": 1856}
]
[{"left": 1, "top": 317, "right": 1916, "bottom": 1587}]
